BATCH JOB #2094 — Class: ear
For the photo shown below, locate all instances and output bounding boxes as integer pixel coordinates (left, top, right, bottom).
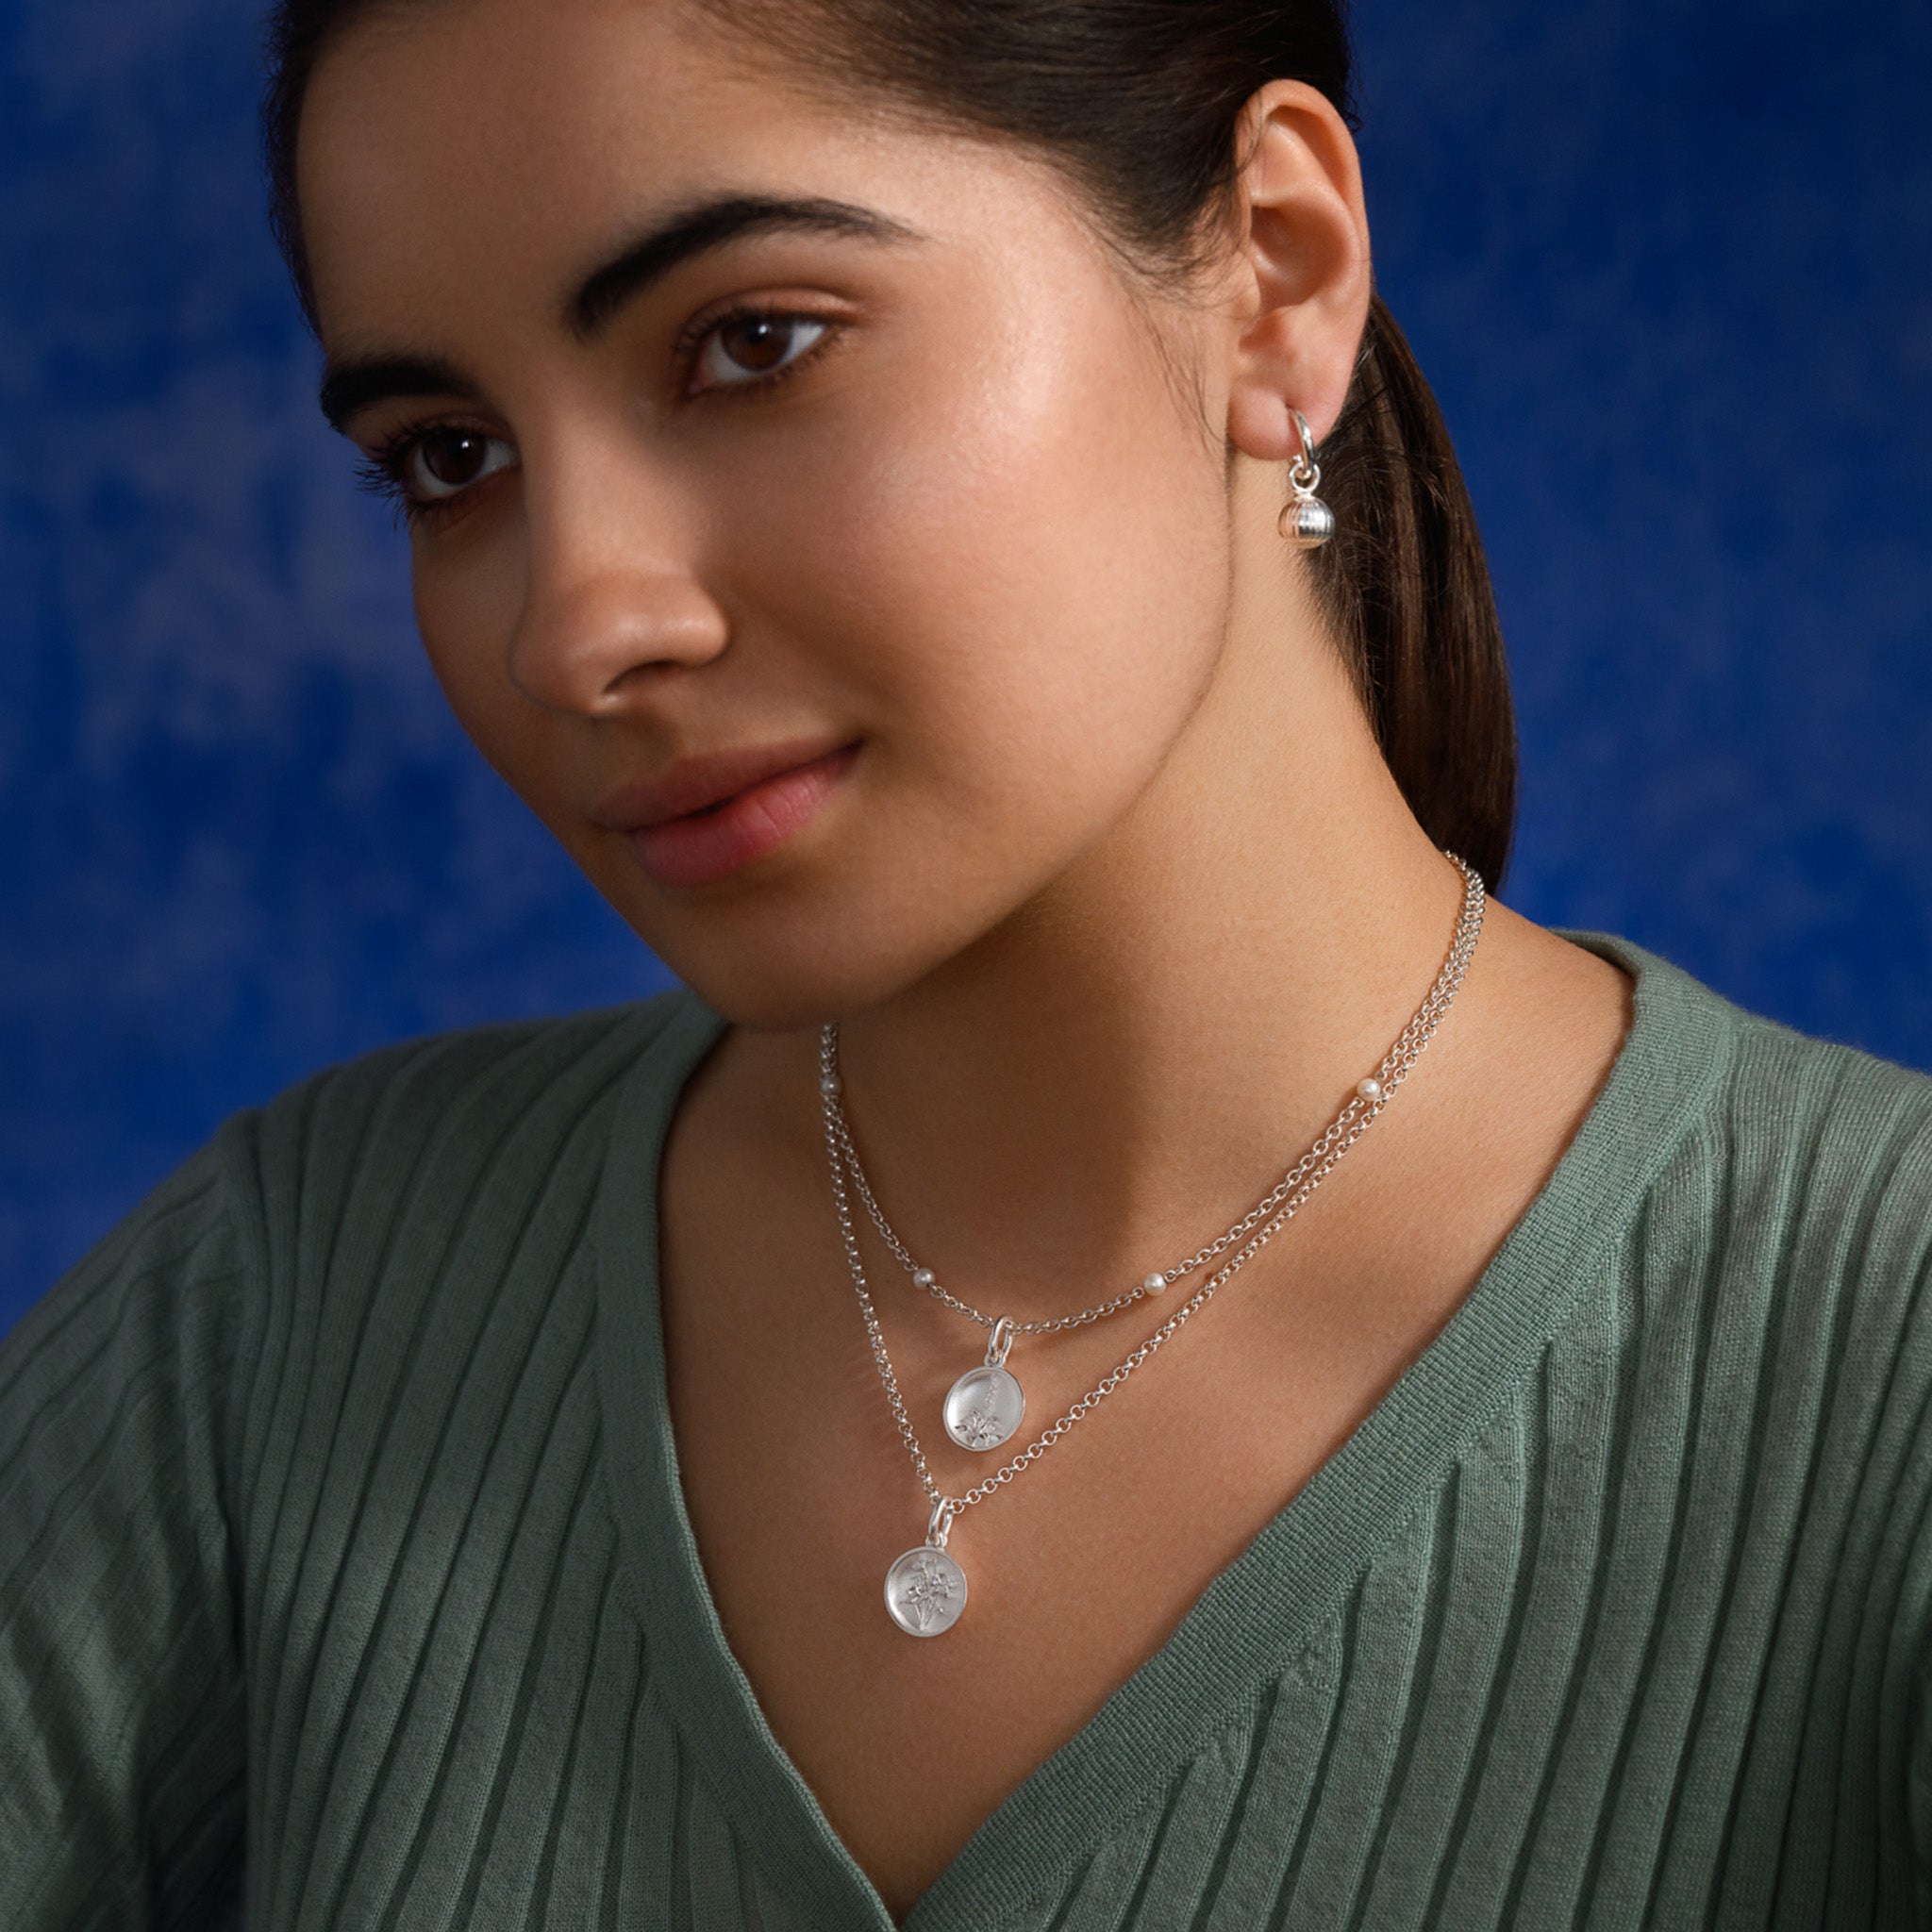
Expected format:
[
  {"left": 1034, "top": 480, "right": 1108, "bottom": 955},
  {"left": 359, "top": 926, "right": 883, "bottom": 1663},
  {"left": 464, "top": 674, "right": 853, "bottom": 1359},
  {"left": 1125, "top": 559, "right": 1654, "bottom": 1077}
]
[{"left": 1218, "top": 79, "right": 1373, "bottom": 462}]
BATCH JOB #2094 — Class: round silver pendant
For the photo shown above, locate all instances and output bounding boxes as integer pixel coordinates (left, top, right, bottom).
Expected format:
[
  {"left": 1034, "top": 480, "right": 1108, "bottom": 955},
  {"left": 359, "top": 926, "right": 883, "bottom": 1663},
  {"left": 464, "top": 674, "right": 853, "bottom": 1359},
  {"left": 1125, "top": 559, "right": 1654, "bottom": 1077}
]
[
  {"left": 884, "top": 1545, "right": 968, "bottom": 1636},
  {"left": 943, "top": 1364, "right": 1024, "bottom": 1452}
]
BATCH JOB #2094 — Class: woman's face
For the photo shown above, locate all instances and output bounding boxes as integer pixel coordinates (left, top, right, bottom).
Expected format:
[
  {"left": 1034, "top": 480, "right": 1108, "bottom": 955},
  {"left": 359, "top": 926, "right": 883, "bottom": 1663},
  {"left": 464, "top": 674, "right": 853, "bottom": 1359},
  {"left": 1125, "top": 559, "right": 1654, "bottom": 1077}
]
[{"left": 300, "top": 0, "right": 1247, "bottom": 1026}]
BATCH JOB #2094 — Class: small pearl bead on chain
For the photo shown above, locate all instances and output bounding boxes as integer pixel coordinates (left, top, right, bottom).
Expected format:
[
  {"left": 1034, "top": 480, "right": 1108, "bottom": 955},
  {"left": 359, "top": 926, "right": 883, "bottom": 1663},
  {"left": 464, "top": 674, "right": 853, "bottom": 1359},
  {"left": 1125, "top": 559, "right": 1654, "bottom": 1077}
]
[{"left": 828, "top": 1044, "right": 1399, "bottom": 1315}]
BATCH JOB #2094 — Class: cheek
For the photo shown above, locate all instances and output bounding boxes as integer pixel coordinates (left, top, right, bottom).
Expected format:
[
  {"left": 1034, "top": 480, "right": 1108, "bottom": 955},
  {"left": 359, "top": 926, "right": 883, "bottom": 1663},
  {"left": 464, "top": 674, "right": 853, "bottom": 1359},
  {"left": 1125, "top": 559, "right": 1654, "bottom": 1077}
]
[
  {"left": 736, "top": 293, "right": 1233, "bottom": 859},
  {"left": 409, "top": 529, "right": 544, "bottom": 794}
]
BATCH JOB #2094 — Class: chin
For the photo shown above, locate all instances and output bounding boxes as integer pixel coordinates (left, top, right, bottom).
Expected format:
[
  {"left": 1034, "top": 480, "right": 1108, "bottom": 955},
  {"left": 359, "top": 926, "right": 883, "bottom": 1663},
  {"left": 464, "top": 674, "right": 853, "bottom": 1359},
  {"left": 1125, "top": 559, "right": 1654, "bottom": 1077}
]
[{"left": 612, "top": 876, "right": 1001, "bottom": 1034}]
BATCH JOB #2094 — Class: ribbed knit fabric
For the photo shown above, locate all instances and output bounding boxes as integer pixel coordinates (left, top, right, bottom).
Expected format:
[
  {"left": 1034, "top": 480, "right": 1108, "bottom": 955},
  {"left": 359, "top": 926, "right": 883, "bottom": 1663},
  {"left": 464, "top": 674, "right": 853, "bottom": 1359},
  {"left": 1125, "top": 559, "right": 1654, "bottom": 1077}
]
[{"left": 6, "top": 931, "right": 1932, "bottom": 1931}]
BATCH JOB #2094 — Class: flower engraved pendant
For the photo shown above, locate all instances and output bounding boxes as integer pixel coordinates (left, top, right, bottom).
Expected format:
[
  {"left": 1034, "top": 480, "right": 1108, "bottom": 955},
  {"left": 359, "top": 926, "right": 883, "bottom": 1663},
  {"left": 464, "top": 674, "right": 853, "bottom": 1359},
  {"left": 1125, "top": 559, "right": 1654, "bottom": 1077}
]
[
  {"left": 885, "top": 1500, "right": 968, "bottom": 1636},
  {"left": 942, "top": 1314, "right": 1024, "bottom": 1452}
]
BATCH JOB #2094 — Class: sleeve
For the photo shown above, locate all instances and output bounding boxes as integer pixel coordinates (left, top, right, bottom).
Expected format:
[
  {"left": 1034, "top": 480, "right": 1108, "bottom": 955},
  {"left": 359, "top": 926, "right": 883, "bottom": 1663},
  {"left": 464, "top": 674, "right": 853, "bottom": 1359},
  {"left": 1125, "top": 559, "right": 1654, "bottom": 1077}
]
[
  {"left": 1908, "top": 1484, "right": 1932, "bottom": 1930},
  {"left": 1896, "top": 1208, "right": 1932, "bottom": 1927},
  {"left": 0, "top": 1123, "right": 258, "bottom": 1929}
]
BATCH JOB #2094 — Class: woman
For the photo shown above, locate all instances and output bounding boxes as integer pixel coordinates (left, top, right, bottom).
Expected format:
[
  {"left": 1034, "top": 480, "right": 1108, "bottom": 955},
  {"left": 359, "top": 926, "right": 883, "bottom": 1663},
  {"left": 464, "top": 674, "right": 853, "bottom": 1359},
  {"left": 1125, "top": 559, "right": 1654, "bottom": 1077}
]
[{"left": 5, "top": 0, "right": 1929, "bottom": 1925}]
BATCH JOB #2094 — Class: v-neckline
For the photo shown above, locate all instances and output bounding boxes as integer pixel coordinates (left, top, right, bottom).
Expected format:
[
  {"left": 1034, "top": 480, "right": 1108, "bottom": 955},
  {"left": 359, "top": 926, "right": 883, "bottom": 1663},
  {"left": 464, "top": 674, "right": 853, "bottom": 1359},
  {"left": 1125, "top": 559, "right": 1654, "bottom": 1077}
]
[{"left": 591, "top": 930, "right": 1732, "bottom": 1932}]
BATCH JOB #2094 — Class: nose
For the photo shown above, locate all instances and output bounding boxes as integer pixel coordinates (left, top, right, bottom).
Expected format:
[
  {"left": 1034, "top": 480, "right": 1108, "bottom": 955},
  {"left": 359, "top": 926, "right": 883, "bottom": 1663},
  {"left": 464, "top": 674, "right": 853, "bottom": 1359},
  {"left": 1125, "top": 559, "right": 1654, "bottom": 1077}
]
[
  {"left": 506, "top": 452, "right": 730, "bottom": 713},
  {"left": 507, "top": 565, "right": 730, "bottom": 714}
]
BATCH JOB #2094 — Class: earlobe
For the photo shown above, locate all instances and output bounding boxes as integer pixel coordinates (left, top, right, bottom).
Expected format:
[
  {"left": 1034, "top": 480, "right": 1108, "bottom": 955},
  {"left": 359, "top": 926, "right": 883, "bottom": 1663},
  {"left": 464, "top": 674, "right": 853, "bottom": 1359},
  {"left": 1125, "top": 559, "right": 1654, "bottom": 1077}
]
[{"left": 1223, "top": 80, "right": 1373, "bottom": 464}]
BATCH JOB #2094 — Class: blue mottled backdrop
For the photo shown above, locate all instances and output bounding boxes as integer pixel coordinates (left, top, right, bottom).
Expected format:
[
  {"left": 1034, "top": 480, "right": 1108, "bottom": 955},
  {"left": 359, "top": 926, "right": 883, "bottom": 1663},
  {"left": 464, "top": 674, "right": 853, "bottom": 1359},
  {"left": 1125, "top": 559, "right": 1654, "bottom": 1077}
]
[{"left": 4, "top": 0, "right": 1929, "bottom": 1330}]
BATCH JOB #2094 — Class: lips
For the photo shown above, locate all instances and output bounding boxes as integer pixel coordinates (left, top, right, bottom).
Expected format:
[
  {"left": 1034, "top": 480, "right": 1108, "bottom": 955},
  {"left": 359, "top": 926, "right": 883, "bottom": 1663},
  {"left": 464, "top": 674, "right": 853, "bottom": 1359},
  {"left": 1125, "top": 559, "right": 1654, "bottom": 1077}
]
[{"left": 594, "top": 739, "right": 860, "bottom": 888}]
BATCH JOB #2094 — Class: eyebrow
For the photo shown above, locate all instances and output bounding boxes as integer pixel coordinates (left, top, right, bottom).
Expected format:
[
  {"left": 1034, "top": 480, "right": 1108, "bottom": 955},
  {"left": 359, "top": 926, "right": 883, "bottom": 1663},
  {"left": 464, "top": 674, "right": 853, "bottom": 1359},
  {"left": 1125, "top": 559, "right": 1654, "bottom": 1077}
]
[
  {"left": 567, "top": 192, "right": 924, "bottom": 341},
  {"left": 318, "top": 354, "right": 482, "bottom": 433},
  {"left": 317, "top": 193, "right": 923, "bottom": 432}
]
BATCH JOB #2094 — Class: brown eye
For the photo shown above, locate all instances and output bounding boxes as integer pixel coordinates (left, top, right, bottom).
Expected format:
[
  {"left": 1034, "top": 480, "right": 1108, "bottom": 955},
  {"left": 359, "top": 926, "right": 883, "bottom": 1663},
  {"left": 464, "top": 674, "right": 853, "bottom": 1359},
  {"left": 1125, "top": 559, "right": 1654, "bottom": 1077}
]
[
  {"left": 719, "top": 316, "right": 792, "bottom": 371},
  {"left": 694, "top": 312, "right": 829, "bottom": 390},
  {"left": 406, "top": 428, "right": 516, "bottom": 502}
]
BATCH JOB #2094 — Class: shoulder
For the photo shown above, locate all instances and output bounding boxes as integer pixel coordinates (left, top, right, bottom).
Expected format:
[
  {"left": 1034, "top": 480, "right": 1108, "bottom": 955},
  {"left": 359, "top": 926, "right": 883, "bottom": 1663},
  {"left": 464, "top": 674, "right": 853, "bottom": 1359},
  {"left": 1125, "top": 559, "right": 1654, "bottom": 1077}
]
[
  {"left": 1676, "top": 974, "right": 1932, "bottom": 1280},
  {"left": 228, "top": 982, "right": 708, "bottom": 1214},
  {"left": 1580, "top": 934, "right": 1932, "bottom": 1525},
  {"left": 5, "top": 984, "right": 716, "bottom": 1458},
  {"left": 1552, "top": 944, "right": 1932, "bottom": 1860},
  {"left": 255, "top": 979, "right": 703, "bottom": 1147},
  {"left": 1696, "top": 998, "right": 1932, "bottom": 1423},
  {"left": 1564, "top": 930, "right": 1932, "bottom": 1270},
  {"left": 10, "top": 974, "right": 715, "bottom": 1429},
  {"left": 1559, "top": 930, "right": 1932, "bottom": 1457}
]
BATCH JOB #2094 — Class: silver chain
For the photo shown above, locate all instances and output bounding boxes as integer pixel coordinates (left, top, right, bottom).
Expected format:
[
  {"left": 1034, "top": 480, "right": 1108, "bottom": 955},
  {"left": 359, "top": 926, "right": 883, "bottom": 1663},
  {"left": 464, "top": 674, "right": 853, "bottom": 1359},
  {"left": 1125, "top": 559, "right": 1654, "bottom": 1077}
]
[
  {"left": 818, "top": 851, "right": 1486, "bottom": 1524},
  {"left": 824, "top": 851, "right": 1487, "bottom": 1328}
]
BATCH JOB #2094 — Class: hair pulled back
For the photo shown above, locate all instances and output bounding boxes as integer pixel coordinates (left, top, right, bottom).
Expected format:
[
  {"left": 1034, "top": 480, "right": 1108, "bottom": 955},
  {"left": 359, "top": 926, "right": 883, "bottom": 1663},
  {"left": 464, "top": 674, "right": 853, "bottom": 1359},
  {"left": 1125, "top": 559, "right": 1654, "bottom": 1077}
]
[{"left": 264, "top": 0, "right": 1517, "bottom": 888}]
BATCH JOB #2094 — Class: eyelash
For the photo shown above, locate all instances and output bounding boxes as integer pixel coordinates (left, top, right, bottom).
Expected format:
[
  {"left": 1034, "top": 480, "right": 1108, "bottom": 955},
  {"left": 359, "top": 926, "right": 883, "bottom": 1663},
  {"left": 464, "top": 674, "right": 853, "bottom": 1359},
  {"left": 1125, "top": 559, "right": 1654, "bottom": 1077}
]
[
  {"left": 355, "top": 439, "right": 459, "bottom": 529},
  {"left": 355, "top": 303, "right": 840, "bottom": 530},
  {"left": 673, "top": 300, "right": 838, "bottom": 398}
]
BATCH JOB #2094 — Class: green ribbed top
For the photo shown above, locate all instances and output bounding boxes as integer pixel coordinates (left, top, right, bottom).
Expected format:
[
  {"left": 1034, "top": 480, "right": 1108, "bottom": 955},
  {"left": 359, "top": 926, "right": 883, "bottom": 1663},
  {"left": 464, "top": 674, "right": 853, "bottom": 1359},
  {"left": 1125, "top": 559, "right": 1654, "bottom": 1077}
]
[{"left": 7, "top": 932, "right": 1932, "bottom": 1930}]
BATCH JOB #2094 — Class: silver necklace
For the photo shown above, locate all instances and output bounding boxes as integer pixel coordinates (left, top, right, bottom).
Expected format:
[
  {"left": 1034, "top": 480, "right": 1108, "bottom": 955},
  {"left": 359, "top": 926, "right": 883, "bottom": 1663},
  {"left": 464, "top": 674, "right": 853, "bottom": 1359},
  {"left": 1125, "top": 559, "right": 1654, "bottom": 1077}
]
[
  {"left": 824, "top": 854, "right": 1489, "bottom": 1455},
  {"left": 820, "top": 851, "right": 1486, "bottom": 1635}
]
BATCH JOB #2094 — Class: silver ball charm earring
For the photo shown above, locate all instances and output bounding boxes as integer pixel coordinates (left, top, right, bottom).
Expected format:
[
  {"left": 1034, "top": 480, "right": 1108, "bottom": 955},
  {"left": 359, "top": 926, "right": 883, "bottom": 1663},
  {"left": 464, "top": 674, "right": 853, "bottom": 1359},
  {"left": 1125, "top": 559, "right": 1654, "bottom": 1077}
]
[{"left": 1277, "top": 408, "right": 1336, "bottom": 549}]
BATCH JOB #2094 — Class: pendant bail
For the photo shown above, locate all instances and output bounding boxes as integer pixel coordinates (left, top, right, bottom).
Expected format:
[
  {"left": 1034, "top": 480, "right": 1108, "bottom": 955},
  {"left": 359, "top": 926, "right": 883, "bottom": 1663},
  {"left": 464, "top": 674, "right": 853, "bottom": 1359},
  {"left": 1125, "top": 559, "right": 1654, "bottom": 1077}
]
[
  {"left": 984, "top": 1314, "right": 1017, "bottom": 1368},
  {"left": 925, "top": 1497, "right": 956, "bottom": 1549}
]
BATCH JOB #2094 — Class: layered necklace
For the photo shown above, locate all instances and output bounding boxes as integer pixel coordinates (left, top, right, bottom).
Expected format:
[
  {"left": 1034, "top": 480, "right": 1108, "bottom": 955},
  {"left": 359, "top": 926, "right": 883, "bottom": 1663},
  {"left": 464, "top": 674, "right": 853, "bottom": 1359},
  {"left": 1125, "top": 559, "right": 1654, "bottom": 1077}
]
[{"left": 818, "top": 851, "right": 1486, "bottom": 1636}]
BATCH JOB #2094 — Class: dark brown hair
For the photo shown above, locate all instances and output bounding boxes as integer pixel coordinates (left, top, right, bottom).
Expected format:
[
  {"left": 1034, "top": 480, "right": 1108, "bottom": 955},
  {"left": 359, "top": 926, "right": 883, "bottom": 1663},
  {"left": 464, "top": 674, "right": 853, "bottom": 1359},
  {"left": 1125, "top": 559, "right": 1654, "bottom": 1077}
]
[{"left": 263, "top": 0, "right": 1517, "bottom": 887}]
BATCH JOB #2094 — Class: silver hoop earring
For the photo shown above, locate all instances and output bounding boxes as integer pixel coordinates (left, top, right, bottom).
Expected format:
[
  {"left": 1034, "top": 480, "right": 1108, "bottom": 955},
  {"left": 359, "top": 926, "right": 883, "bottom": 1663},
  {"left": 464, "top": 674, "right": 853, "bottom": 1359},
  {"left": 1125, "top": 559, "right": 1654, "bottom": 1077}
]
[{"left": 1277, "top": 409, "right": 1335, "bottom": 549}]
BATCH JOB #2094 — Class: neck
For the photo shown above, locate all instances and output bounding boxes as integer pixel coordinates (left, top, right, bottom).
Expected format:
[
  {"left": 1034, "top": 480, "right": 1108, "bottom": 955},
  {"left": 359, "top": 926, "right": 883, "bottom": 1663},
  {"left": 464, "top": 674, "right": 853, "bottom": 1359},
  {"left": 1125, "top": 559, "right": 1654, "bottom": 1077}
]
[{"left": 773, "top": 466, "right": 1485, "bottom": 1325}]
